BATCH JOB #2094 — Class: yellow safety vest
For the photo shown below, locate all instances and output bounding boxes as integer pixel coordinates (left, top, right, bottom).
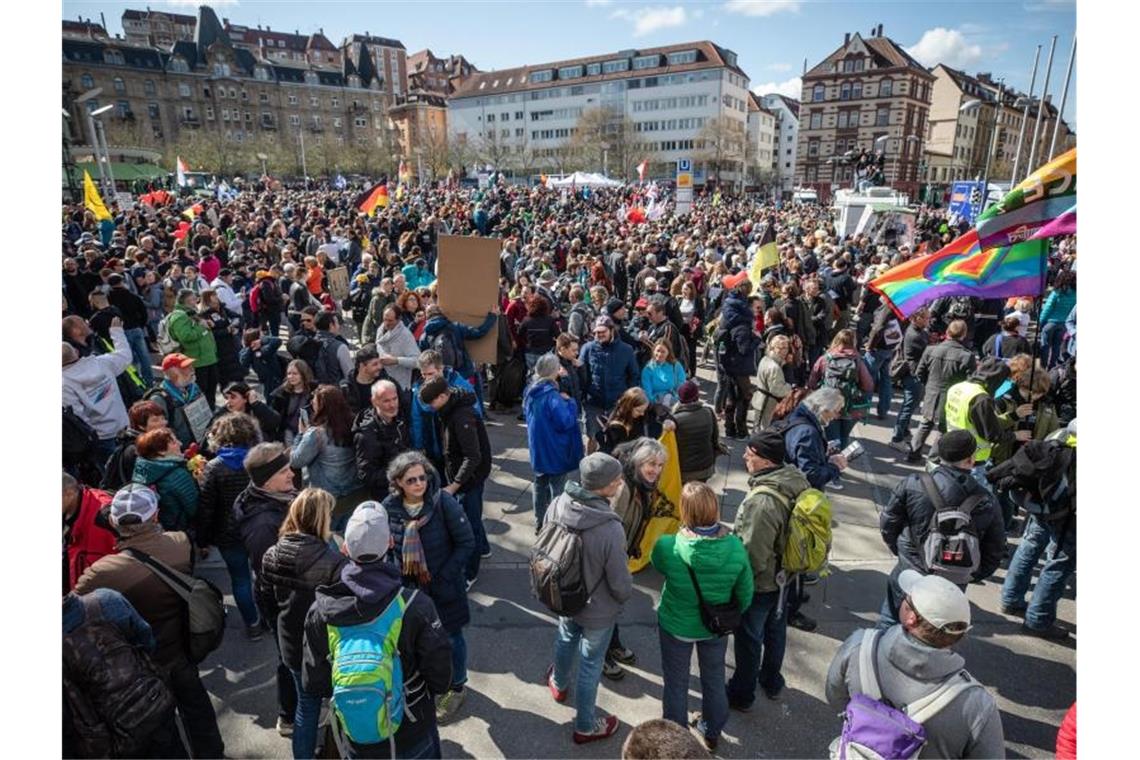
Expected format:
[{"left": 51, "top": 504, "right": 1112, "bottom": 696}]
[{"left": 944, "top": 381, "right": 992, "bottom": 462}]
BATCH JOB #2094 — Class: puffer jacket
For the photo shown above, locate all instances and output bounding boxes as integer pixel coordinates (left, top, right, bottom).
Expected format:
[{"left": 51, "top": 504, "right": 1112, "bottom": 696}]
[
  {"left": 879, "top": 464, "right": 1005, "bottom": 582},
  {"left": 524, "top": 380, "right": 583, "bottom": 476},
  {"left": 437, "top": 390, "right": 492, "bottom": 489},
  {"left": 652, "top": 529, "right": 754, "bottom": 639},
  {"left": 671, "top": 401, "right": 720, "bottom": 481},
  {"left": 290, "top": 425, "right": 358, "bottom": 497},
  {"left": 195, "top": 446, "right": 251, "bottom": 548},
  {"left": 132, "top": 456, "right": 199, "bottom": 533},
  {"left": 916, "top": 338, "right": 976, "bottom": 420},
  {"left": 579, "top": 336, "right": 640, "bottom": 410},
  {"left": 734, "top": 464, "right": 811, "bottom": 592},
  {"left": 715, "top": 290, "right": 760, "bottom": 377},
  {"left": 258, "top": 532, "right": 347, "bottom": 671},
  {"left": 382, "top": 472, "right": 474, "bottom": 634},
  {"left": 232, "top": 485, "right": 291, "bottom": 577}
]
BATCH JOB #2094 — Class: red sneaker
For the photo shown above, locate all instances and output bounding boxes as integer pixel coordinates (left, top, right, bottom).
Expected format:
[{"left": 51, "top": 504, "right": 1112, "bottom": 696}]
[
  {"left": 573, "top": 715, "right": 619, "bottom": 744},
  {"left": 545, "top": 664, "right": 568, "bottom": 703}
]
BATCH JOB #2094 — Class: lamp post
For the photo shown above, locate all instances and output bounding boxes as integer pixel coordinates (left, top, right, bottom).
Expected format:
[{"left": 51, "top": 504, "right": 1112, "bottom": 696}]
[
  {"left": 256, "top": 152, "right": 268, "bottom": 177},
  {"left": 1011, "top": 45, "right": 1041, "bottom": 185},
  {"left": 89, "top": 103, "right": 116, "bottom": 202},
  {"left": 298, "top": 128, "right": 309, "bottom": 189},
  {"left": 75, "top": 88, "right": 107, "bottom": 190}
]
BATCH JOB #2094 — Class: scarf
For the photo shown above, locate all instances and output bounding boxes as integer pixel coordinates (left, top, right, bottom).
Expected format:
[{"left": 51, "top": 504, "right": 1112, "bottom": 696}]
[
  {"left": 401, "top": 500, "right": 432, "bottom": 585},
  {"left": 687, "top": 523, "right": 728, "bottom": 538}
]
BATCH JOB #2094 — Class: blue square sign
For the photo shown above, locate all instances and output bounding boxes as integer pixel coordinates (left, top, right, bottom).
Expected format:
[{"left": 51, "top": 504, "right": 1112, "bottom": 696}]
[{"left": 678, "top": 158, "right": 691, "bottom": 173}]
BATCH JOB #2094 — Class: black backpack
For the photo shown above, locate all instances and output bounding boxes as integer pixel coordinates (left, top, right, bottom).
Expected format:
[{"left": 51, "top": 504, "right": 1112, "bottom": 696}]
[
  {"left": 257, "top": 278, "right": 283, "bottom": 312},
  {"left": 313, "top": 333, "right": 348, "bottom": 385},
  {"left": 530, "top": 519, "right": 600, "bottom": 617},
  {"left": 287, "top": 332, "right": 322, "bottom": 366},
  {"left": 63, "top": 595, "right": 176, "bottom": 758},
  {"left": 63, "top": 406, "right": 103, "bottom": 484},
  {"left": 431, "top": 327, "right": 462, "bottom": 370},
  {"left": 99, "top": 440, "right": 136, "bottom": 492},
  {"left": 823, "top": 353, "right": 866, "bottom": 413}
]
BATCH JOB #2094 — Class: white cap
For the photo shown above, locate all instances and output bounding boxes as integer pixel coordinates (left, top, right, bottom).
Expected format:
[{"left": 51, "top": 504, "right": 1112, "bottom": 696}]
[
  {"left": 898, "top": 569, "right": 971, "bottom": 632},
  {"left": 344, "top": 501, "right": 391, "bottom": 563}
]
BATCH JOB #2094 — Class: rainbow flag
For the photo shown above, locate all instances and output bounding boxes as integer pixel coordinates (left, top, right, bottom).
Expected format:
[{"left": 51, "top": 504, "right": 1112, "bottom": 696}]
[
  {"left": 976, "top": 147, "right": 1075, "bottom": 249},
  {"left": 1031, "top": 206, "right": 1076, "bottom": 240},
  {"left": 869, "top": 229, "right": 1048, "bottom": 319}
]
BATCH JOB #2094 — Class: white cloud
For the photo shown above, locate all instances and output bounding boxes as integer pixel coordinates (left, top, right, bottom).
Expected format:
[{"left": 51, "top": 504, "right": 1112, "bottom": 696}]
[
  {"left": 766, "top": 62, "right": 793, "bottom": 72},
  {"left": 752, "top": 76, "right": 802, "bottom": 100},
  {"left": 584, "top": 0, "right": 612, "bottom": 6},
  {"left": 610, "top": 6, "right": 688, "bottom": 37},
  {"left": 905, "top": 27, "right": 984, "bottom": 69},
  {"left": 723, "top": 0, "right": 801, "bottom": 17}
]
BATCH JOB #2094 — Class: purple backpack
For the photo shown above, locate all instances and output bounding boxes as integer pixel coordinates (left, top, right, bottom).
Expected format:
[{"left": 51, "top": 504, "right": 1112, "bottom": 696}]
[{"left": 829, "top": 630, "right": 979, "bottom": 760}]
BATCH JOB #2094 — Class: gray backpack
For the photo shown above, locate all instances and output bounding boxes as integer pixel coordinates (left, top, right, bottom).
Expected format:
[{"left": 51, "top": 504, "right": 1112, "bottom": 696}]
[{"left": 919, "top": 473, "right": 986, "bottom": 586}]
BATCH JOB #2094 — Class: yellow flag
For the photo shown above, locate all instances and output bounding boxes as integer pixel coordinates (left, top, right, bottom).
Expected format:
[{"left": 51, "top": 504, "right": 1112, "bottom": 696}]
[
  {"left": 748, "top": 241, "right": 778, "bottom": 292},
  {"left": 629, "top": 429, "right": 683, "bottom": 573},
  {"left": 83, "top": 171, "right": 111, "bottom": 221}
]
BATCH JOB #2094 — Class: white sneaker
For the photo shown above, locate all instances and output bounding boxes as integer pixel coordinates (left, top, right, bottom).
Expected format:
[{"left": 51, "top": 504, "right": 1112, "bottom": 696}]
[
  {"left": 276, "top": 716, "right": 294, "bottom": 737},
  {"left": 827, "top": 480, "right": 845, "bottom": 491}
]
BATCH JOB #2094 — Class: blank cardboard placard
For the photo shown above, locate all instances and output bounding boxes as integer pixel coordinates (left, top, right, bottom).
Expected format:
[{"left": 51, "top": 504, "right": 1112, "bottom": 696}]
[
  {"left": 436, "top": 235, "right": 500, "bottom": 366},
  {"left": 327, "top": 266, "right": 349, "bottom": 301}
]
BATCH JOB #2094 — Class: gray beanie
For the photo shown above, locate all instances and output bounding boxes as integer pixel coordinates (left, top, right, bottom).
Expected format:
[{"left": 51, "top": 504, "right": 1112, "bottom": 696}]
[
  {"left": 579, "top": 453, "right": 623, "bottom": 491},
  {"left": 534, "top": 352, "right": 561, "bottom": 381}
]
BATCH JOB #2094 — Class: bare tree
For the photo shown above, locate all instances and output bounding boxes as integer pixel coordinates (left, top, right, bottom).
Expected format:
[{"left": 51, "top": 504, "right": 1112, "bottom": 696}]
[
  {"left": 567, "top": 107, "right": 646, "bottom": 180},
  {"left": 697, "top": 116, "right": 747, "bottom": 189}
]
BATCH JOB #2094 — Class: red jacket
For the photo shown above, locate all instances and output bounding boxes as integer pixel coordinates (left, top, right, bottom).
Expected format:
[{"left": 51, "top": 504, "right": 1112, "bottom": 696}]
[
  {"left": 1056, "top": 703, "right": 1076, "bottom": 760},
  {"left": 66, "top": 487, "right": 117, "bottom": 591}
]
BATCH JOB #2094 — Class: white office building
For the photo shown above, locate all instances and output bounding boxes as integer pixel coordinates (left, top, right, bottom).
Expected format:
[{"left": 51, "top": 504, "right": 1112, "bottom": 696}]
[
  {"left": 760, "top": 93, "right": 800, "bottom": 198},
  {"left": 448, "top": 41, "right": 751, "bottom": 184}
]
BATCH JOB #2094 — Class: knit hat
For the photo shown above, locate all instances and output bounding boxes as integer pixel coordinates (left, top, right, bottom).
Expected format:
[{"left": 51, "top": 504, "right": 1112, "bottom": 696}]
[
  {"left": 604, "top": 298, "right": 625, "bottom": 317},
  {"left": 677, "top": 380, "right": 700, "bottom": 404},
  {"left": 418, "top": 375, "right": 450, "bottom": 405},
  {"left": 747, "top": 428, "right": 786, "bottom": 463},
  {"left": 579, "top": 453, "right": 623, "bottom": 491},
  {"left": 110, "top": 483, "right": 159, "bottom": 526},
  {"left": 534, "top": 352, "right": 561, "bottom": 380},
  {"left": 344, "top": 501, "right": 391, "bottom": 563},
  {"left": 937, "top": 429, "right": 977, "bottom": 463}
]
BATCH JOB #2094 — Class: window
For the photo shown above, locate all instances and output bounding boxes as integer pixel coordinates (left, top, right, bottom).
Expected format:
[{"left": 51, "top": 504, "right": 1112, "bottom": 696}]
[
  {"left": 586, "top": 62, "right": 601, "bottom": 76},
  {"left": 501, "top": 112, "right": 510, "bottom": 121},
  {"left": 169, "top": 57, "right": 189, "bottom": 74},
  {"left": 876, "top": 107, "right": 889, "bottom": 126},
  {"left": 229, "top": 88, "right": 237, "bottom": 99},
  {"left": 852, "top": 82, "right": 862, "bottom": 99},
  {"left": 486, "top": 113, "right": 495, "bottom": 123},
  {"left": 500, "top": 129, "right": 509, "bottom": 138},
  {"left": 331, "top": 96, "right": 340, "bottom": 108},
  {"left": 840, "top": 83, "right": 850, "bottom": 100},
  {"left": 142, "top": 79, "right": 155, "bottom": 96},
  {"left": 529, "top": 69, "right": 553, "bottom": 83},
  {"left": 103, "top": 49, "right": 124, "bottom": 65},
  {"left": 667, "top": 50, "right": 697, "bottom": 65},
  {"left": 808, "top": 140, "right": 819, "bottom": 157},
  {"left": 312, "top": 115, "right": 321, "bottom": 129},
  {"left": 810, "top": 111, "right": 822, "bottom": 129},
  {"left": 558, "top": 65, "right": 584, "bottom": 79},
  {"left": 812, "top": 84, "right": 825, "bottom": 102},
  {"left": 304, "top": 71, "right": 319, "bottom": 85},
  {"left": 241, "top": 89, "right": 249, "bottom": 101},
  {"left": 115, "top": 100, "right": 130, "bottom": 118},
  {"left": 515, "top": 128, "right": 523, "bottom": 137},
  {"left": 222, "top": 108, "right": 230, "bottom": 122},
  {"left": 147, "top": 102, "right": 160, "bottom": 119},
  {"left": 602, "top": 59, "right": 629, "bottom": 74},
  {"left": 879, "top": 79, "right": 892, "bottom": 97},
  {"left": 255, "top": 66, "right": 271, "bottom": 82},
  {"left": 310, "top": 96, "right": 320, "bottom": 108},
  {"left": 205, "top": 106, "right": 215, "bottom": 120},
  {"left": 178, "top": 83, "right": 191, "bottom": 98},
  {"left": 633, "top": 55, "right": 660, "bottom": 70},
  {"left": 289, "top": 114, "right": 300, "bottom": 126},
  {"left": 259, "top": 92, "right": 269, "bottom": 103},
  {"left": 245, "top": 111, "right": 252, "bottom": 123},
  {"left": 515, "top": 111, "right": 523, "bottom": 120},
  {"left": 112, "top": 77, "right": 126, "bottom": 95},
  {"left": 288, "top": 94, "right": 299, "bottom": 105},
  {"left": 837, "top": 111, "right": 848, "bottom": 128}
]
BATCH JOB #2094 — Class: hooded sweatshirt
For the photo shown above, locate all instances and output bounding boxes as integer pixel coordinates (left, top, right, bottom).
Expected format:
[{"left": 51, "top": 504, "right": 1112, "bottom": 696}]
[
  {"left": 545, "top": 481, "right": 632, "bottom": 630},
  {"left": 62, "top": 327, "right": 132, "bottom": 438},
  {"left": 826, "top": 625, "right": 1005, "bottom": 759}
]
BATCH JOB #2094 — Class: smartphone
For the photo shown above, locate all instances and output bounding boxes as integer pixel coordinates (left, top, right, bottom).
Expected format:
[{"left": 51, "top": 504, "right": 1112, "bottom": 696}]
[{"left": 841, "top": 440, "right": 865, "bottom": 462}]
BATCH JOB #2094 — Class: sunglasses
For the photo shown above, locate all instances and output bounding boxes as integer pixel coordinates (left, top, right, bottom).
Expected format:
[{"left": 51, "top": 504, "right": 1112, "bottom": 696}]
[{"left": 402, "top": 474, "right": 428, "bottom": 485}]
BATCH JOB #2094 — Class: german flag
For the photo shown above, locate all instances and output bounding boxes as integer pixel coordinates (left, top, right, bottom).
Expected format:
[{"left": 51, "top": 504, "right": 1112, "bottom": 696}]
[{"left": 356, "top": 181, "right": 389, "bottom": 215}]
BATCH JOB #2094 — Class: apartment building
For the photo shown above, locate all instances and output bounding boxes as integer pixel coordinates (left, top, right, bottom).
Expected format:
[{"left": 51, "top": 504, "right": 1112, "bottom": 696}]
[
  {"left": 760, "top": 93, "right": 799, "bottom": 197},
  {"left": 408, "top": 50, "right": 478, "bottom": 97},
  {"left": 795, "top": 25, "right": 934, "bottom": 202},
  {"left": 343, "top": 34, "right": 408, "bottom": 100},
  {"left": 746, "top": 92, "right": 777, "bottom": 189},
  {"left": 121, "top": 8, "right": 196, "bottom": 48}
]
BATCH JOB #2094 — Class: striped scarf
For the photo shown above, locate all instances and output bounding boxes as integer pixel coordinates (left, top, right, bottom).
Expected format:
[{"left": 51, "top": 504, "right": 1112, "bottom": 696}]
[{"left": 401, "top": 501, "right": 432, "bottom": 584}]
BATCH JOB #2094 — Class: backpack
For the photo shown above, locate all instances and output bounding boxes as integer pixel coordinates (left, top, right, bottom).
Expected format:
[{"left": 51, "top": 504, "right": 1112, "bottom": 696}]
[
  {"left": 945, "top": 297, "right": 974, "bottom": 321},
  {"left": 287, "top": 332, "right": 323, "bottom": 366},
  {"left": 63, "top": 405, "right": 100, "bottom": 466},
  {"left": 431, "top": 327, "right": 462, "bottom": 370},
  {"left": 530, "top": 519, "right": 600, "bottom": 617},
  {"left": 257, "top": 278, "right": 283, "bottom": 312},
  {"left": 124, "top": 548, "right": 227, "bottom": 664},
  {"left": 313, "top": 333, "right": 348, "bottom": 385},
  {"left": 328, "top": 589, "right": 418, "bottom": 753},
  {"left": 823, "top": 352, "right": 868, "bottom": 414},
  {"left": 829, "top": 629, "right": 980, "bottom": 760},
  {"left": 62, "top": 596, "right": 176, "bottom": 758},
  {"left": 493, "top": 354, "right": 527, "bottom": 407},
  {"left": 99, "top": 440, "right": 135, "bottom": 492},
  {"left": 749, "top": 474, "right": 833, "bottom": 578},
  {"left": 918, "top": 473, "right": 987, "bottom": 586},
  {"left": 155, "top": 312, "right": 179, "bottom": 354}
]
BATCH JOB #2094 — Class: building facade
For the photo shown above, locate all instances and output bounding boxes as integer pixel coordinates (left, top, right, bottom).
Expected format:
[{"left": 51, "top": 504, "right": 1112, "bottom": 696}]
[
  {"left": 448, "top": 41, "right": 751, "bottom": 183},
  {"left": 794, "top": 26, "right": 934, "bottom": 202},
  {"left": 746, "top": 93, "right": 776, "bottom": 190},
  {"left": 121, "top": 9, "right": 196, "bottom": 48},
  {"left": 760, "top": 93, "right": 799, "bottom": 197},
  {"left": 344, "top": 34, "right": 408, "bottom": 100},
  {"left": 408, "top": 50, "right": 478, "bottom": 97}
]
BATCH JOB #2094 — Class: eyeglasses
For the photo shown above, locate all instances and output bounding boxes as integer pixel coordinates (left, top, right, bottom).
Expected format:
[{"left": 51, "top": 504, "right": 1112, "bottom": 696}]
[{"left": 402, "top": 474, "right": 428, "bottom": 485}]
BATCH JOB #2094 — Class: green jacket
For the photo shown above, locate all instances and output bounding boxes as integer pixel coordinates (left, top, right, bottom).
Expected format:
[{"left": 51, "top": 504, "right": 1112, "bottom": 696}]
[
  {"left": 168, "top": 306, "right": 217, "bottom": 367},
  {"left": 733, "top": 464, "right": 810, "bottom": 593},
  {"left": 132, "top": 456, "right": 200, "bottom": 533},
  {"left": 651, "top": 530, "right": 754, "bottom": 640}
]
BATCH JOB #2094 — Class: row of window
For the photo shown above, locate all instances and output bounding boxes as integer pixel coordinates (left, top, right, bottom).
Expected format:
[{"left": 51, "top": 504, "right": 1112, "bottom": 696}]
[
  {"left": 722, "top": 94, "right": 747, "bottom": 113},
  {"left": 529, "top": 107, "right": 584, "bottom": 122},
  {"left": 632, "top": 94, "right": 710, "bottom": 112},
  {"left": 811, "top": 79, "right": 929, "bottom": 103},
  {"left": 635, "top": 116, "right": 708, "bottom": 132},
  {"left": 807, "top": 107, "right": 892, "bottom": 130},
  {"left": 531, "top": 127, "right": 576, "bottom": 140},
  {"left": 460, "top": 69, "right": 724, "bottom": 107}
]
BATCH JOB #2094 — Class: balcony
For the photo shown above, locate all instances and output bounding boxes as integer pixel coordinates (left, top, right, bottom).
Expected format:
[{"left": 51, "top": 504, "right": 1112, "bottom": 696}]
[{"left": 179, "top": 114, "right": 200, "bottom": 127}]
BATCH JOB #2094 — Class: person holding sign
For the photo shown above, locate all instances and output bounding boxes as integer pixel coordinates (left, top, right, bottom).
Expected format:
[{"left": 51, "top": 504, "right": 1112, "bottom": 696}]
[{"left": 144, "top": 353, "right": 213, "bottom": 447}]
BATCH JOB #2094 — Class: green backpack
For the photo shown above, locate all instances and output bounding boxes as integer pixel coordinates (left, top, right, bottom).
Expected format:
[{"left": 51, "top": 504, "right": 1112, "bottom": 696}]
[{"left": 749, "top": 485, "right": 833, "bottom": 577}]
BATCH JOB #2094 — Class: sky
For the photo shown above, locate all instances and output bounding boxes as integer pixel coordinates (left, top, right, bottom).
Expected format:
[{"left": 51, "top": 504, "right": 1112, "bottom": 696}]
[{"left": 61, "top": 0, "right": 1077, "bottom": 128}]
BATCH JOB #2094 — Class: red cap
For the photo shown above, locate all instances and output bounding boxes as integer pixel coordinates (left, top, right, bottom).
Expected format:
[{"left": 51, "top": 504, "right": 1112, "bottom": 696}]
[{"left": 161, "top": 353, "right": 195, "bottom": 371}]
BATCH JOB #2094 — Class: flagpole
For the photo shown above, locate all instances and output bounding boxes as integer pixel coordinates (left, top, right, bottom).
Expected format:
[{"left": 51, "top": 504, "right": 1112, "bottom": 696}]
[
  {"left": 1026, "top": 35, "right": 1057, "bottom": 178},
  {"left": 1048, "top": 36, "right": 1076, "bottom": 162},
  {"left": 1010, "top": 45, "right": 1041, "bottom": 186}
]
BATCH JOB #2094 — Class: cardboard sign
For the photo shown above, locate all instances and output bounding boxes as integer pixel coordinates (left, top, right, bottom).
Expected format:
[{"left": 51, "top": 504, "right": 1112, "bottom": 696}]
[
  {"left": 326, "top": 266, "right": 350, "bottom": 302},
  {"left": 436, "top": 235, "right": 501, "bottom": 366},
  {"left": 183, "top": 395, "right": 212, "bottom": 444}
]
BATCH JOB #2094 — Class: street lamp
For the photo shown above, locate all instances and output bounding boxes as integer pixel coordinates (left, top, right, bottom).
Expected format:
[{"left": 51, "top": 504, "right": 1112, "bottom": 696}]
[
  {"left": 256, "top": 152, "right": 268, "bottom": 177},
  {"left": 88, "top": 103, "right": 116, "bottom": 201}
]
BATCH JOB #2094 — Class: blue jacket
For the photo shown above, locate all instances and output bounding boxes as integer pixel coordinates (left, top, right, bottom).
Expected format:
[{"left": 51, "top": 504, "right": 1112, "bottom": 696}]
[
  {"left": 579, "top": 337, "right": 640, "bottom": 410},
  {"left": 289, "top": 425, "right": 358, "bottom": 497},
  {"left": 381, "top": 472, "right": 474, "bottom": 634},
  {"left": 524, "top": 380, "right": 583, "bottom": 475},
  {"left": 782, "top": 404, "right": 840, "bottom": 489},
  {"left": 418, "top": 312, "right": 497, "bottom": 379},
  {"left": 239, "top": 336, "right": 283, "bottom": 391},
  {"left": 410, "top": 369, "right": 483, "bottom": 470},
  {"left": 641, "top": 361, "right": 687, "bottom": 404},
  {"left": 1040, "top": 287, "right": 1076, "bottom": 325},
  {"left": 401, "top": 264, "right": 436, "bottom": 291}
]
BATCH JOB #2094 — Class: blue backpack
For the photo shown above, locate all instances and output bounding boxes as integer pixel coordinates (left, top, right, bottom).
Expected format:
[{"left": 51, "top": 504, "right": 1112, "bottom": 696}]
[{"left": 328, "top": 589, "right": 419, "bottom": 752}]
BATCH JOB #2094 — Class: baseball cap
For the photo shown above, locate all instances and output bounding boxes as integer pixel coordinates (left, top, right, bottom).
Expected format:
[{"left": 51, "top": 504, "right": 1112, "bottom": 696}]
[
  {"left": 898, "top": 569, "right": 972, "bottom": 632},
  {"left": 110, "top": 483, "right": 159, "bottom": 526},
  {"left": 344, "top": 501, "right": 391, "bottom": 563},
  {"left": 161, "top": 353, "right": 195, "bottom": 371}
]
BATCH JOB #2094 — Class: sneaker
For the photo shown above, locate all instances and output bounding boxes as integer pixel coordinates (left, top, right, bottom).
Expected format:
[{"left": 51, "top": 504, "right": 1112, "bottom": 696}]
[
  {"left": 802, "top": 573, "right": 820, "bottom": 586},
  {"left": 245, "top": 624, "right": 264, "bottom": 641},
  {"left": 1001, "top": 603, "right": 1028, "bottom": 617},
  {"left": 827, "top": 480, "right": 845, "bottom": 491},
  {"left": 545, "top": 665, "right": 568, "bottom": 703},
  {"left": 1022, "top": 622, "right": 1071, "bottom": 641},
  {"left": 788, "top": 611, "right": 817, "bottom": 632},
  {"left": 689, "top": 714, "right": 718, "bottom": 752},
  {"left": 889, "top": 439, "right": 912, "bottom": 453},
  {"left": 466, "top": 576, "right": 478, "bottom": 591},
  {"left": 602, "top": 658, "right": 625, "bottom": 680},
  {"left": 276, "top": 716, "right": 294, "bottom": 737},
  {"left": 435, "top": 687, "right": 467, "bottom": 725},
  {"left": 481, "top": 547, "right": 493, "bottom": 558},
  {"left": 608, "top": 646, "right": 637, "bottom": 665},
  {"left": 573, "top": 715, "right": 619, "bottom": 744}
]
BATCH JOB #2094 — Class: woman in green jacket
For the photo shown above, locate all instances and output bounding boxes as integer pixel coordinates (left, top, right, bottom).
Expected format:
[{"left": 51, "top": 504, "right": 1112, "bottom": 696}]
[
  {"left": 651, "top": 481, "right": 753, "bottom": 752},
  {"left": 132, "top": 426, "right": 200, "bottom": 536}
]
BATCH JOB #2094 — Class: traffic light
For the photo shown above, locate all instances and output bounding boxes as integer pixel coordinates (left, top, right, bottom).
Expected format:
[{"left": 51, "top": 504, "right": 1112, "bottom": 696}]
[{"left": 969, "top": 185, "right": 982, "bottom": 211}]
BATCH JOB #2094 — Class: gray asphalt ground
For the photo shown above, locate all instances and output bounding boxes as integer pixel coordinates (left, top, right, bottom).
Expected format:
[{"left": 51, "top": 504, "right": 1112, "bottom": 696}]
[{"left": 195, "top": 363, "right": 1075, "bottom": 759}]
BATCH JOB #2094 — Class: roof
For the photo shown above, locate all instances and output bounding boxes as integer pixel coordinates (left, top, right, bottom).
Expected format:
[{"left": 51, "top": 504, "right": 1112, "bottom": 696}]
[
  {"left": 761, "top": 93, "right": 800, "bottom": 117},
  {"left": 225, "top": 24, "right": 307, "bottom": 52},
  {"left": 805, "top": 32, "right": 934, "bottom": 80},
  {"left": 308, "top": 33, "right": 337, "bottom": 52},
  {"left": 452, "top": 40, "right": 745, "bottom": 99},
  {"left": 122, "top": 9, "right": 196, "bottom": 24},
  {"left": 746, "top": 92, "right": 775, "bottom": 116},
  {"left": 63, "top": 20, "right": 107, "bottom": 36},
  {"left": 408, "top": 49, "right": 435, "bottom": 72},
  {"left": 348, "top": 34, "right": 406, "bottom": 50},
  {"left": 62, "top": 38, "right": 165, "bottom": 70},
  {"left": 194, "top": 5, "right": 231, "bottom": 53}
]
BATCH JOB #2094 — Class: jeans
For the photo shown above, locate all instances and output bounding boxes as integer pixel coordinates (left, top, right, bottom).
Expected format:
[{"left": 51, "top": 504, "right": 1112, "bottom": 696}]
[
  {"left": 725, "top": 590, "right": 787, "bottom": 708},
  {"left": 826, "top": 418, "right": 856, "bottom": 450},
  {"left": 290, "top": 668, "right": 323, "bottom": 759},
  {"left": 1001, "top": 515, "right": 1076, "bottom": 629},
  {"left": 864, "top": 349, "right": 894, "bottom": 418},
  {"left": 552, "top": 618, "right": 615, "bottom": 733},
  {"left": 217, "top": 543, "right": 260, "bottom": 627},
  {"left": 659, "top": 628, "right": 729, "bottom": 741},
  {"left": 449, "top": 630, "right": 468, "bottom": 689},
  {"left": 124, "top": 326, "right": 155, "bottom": 386},
  {"left": 533, "top": 472, "right": 568, "bottom": 532},
  {"left": 459, "top": 480, "right": 488, "bottom": 581},
  {"left": 167, "top": 659, "right": 225, "bottom": 759},
  {"left": 892, "top": 374, "right": 923, "bottom": 442},
  {"left": 1040, "top": 321, "right": 1067, "bottom": 369}
]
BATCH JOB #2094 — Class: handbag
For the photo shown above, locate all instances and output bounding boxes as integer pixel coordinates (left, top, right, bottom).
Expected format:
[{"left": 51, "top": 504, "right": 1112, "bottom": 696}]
[{"left": 684, "top": 561, "right": 742, "bottom": 637}]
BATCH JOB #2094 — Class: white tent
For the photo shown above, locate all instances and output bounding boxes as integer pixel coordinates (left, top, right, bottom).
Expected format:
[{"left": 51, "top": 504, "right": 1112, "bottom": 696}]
[{"left": 548, "top": 171, "right": 622, "bottom": 188}]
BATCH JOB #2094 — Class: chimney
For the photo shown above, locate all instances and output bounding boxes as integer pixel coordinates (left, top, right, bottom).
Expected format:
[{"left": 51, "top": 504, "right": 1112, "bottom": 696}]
[
  {"left": 877, "top": 23, "right": 883, "bottom": 37},
  {"left": 100, "top": 11, "right": 106, "bottom": 32},
  {"left": 844, "top": 32, "right": 850, "bottom": 45}
]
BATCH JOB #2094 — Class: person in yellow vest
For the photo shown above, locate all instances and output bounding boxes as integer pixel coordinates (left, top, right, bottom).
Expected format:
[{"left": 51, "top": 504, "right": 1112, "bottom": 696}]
[{"left": 944, "top": 358, "right": 1029, "bottom": 490}]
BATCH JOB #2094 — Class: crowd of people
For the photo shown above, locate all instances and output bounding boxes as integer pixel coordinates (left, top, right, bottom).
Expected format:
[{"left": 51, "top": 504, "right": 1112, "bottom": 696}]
[{"left": 62, "top": 177, "right": 1076, "bottom": 758}]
